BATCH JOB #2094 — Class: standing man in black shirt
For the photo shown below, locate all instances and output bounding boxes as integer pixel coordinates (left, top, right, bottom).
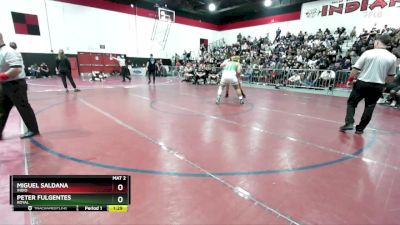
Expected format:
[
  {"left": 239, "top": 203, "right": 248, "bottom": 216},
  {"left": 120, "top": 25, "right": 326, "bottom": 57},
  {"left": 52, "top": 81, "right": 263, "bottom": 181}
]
[
  {"left": 0, "top": 32, "right": 39, "bottom": 139},
  {"left": 56, "top": 50, "right": 80, "bottom": 92},
  {"left": 147, "top": 54, "right": 158, "bottom": 84}
]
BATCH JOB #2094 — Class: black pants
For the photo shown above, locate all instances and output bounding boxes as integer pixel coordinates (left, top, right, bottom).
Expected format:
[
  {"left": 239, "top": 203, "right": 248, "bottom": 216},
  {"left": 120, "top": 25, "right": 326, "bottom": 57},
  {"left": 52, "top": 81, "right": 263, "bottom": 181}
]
[
  {"left": 60, "top": 71, "right": 77, "bottom": 89},
  {"left": 121, "top": 66, "right": 131, "bottom": 82},
  {"left": 344, "top": 80, "right": 384, "bottom": 131},
  {"left": 0, "top": 79, "right": 39, "bottom": 135},
  {"left": 148, "top": 70, "right": 156, "bottom": 83},
  {"left": 193, "top": 74, "right": 208, "bottom": 84},
  {"left": 39, "top": 71, "right": 50, "bottom": 78}
]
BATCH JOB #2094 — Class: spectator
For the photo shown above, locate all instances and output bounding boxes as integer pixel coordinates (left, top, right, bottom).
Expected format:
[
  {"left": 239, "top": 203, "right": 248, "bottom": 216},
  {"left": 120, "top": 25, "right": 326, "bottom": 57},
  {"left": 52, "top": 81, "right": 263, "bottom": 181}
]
[
  {"left": 342, "top": 59, "right": 352, "bottom": 70},
  {"left": 182, "top": 62, "right": 194, "bottom": 82},
  {"left": 350, "top": 26, "right": 357, "bottom": 39},
  {"left": 193, "top": 62, "right": 207, "bottom": 85},
  {"left": 39, "top": 62, "right": 50, "bottom": 78},
  {"left": 350, "top": 51, "right": 359, "bottom": 65},
  {"left": 194, "top": 25, "right": 399, "bottom": 90},
  {"left": 208, "top": 65, "right": 219, "bottom": 84},
  {"left": 157, "top": 59, "right": 165, "bottom": 77},
  {"left": 274, "top": 27, "right": 281, "bottom": 43},
  {"left": 378, "top": 74, "right": 400, "bottom": 107},
  {"left": 29, "top": 64, "right": 40, "bottom": 78}
]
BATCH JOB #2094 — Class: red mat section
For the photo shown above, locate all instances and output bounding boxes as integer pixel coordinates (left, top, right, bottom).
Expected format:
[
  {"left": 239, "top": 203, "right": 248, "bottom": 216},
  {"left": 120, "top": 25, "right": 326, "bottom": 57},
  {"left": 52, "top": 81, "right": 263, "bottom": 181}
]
[{"left": 0, "top": 110, "right": 31, "bottom": 225}]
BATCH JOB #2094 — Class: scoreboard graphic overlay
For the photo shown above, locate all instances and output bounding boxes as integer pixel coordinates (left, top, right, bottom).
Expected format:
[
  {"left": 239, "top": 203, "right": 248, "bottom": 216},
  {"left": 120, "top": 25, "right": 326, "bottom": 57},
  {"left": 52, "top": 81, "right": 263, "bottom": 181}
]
[{"left": 10, "top": 175, "right": 131, "bottom": 212}]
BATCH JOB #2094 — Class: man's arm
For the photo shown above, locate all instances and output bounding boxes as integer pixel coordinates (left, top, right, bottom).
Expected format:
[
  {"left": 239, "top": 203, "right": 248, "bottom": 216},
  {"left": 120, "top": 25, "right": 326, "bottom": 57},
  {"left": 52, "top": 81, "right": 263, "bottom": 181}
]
[
  {"left": 236, "top": 62, "right": 242, "bottom": 77},
  {"left": 346, "top": 68, "right": 360, "bottom": 86},
  {"left": 385, "top": 60, "right": 397, "bottom": 83},
  {"left": 348, "top": 68, "right": 359, "bottom": 80},
  {"left": 55, "top": 59, "right": 60, "bottom": 69},
  {"left": 346, "top": 51, "right": 367, "bottom": 86},
  {"left": 220, "top": 59, "right": 230, "bottom": 67},
  {"left": 0, "top": 67, "right": 22, "bottom": 80},
  {"left": 0, "top": 51, "right": 24, "bottom": 80},
  {"left": 386, "top": 75, "right": 395, "bottom": 84}
]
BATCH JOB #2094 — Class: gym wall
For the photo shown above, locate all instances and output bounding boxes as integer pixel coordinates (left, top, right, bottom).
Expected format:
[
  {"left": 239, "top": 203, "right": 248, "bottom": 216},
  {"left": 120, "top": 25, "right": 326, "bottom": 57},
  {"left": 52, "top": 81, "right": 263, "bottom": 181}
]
[{"left": 0, "top": 0, "right": 219, "bottom": 58}]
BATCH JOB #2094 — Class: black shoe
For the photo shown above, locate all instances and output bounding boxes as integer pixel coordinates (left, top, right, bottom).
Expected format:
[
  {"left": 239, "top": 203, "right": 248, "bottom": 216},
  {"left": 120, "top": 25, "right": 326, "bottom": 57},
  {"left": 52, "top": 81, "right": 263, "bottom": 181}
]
[
  {"left": 225, "top": 93, "right": 229, "bottom": 98},
  {"left": 340, "top": 124, "right": 354, "bottom": 132},
  {"left": 355, "top": 130, "right": 364, "bottom": 135},
  {"left": 74, "top": 89, "right": 80, "bottom": 92},
  {"left": 20, "top": 131, "right": 40, "bottom": 139},
  {"left": 355, "top": 125, "right": 364, "bottom": 134}
]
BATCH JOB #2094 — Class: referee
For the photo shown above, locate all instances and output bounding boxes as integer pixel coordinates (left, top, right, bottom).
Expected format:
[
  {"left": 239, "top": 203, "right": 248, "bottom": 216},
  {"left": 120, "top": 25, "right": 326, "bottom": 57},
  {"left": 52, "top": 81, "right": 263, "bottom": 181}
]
[
  {"left": 111, "top": 55, "right": 131, "bottom": 82},
  {"left": 0, "top": 32, "right": 39, "bottom": 139},
  {"left": 340, "top": 34, "right": 397, "bottom": 134}
]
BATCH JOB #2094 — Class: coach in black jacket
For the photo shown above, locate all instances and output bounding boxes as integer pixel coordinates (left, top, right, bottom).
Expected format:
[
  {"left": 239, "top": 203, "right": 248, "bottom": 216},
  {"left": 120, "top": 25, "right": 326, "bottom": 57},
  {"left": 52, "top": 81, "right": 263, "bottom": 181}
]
[{"left": 56, "top": 49, "right": 80, "bottom": 92}]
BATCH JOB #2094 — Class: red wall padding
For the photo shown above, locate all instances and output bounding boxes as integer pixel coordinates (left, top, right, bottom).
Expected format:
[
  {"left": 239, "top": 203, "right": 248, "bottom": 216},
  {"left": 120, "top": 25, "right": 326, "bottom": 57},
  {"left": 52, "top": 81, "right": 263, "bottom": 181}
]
[{"left": 77, "top": 52, "right": 121, "bottom": 74}]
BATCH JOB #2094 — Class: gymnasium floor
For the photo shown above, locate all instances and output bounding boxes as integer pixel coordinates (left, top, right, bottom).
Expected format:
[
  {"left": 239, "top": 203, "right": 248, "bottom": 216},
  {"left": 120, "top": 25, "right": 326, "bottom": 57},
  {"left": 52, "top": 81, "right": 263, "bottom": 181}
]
[{"left": 1, "top": 76, "right": 400, "bottom": 225}]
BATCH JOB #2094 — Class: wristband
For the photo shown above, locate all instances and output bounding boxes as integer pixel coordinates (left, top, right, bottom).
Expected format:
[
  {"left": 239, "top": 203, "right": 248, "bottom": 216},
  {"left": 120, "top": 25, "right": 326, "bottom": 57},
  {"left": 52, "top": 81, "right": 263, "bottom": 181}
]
[
  {"left": 348, "top": 76, "right": 354, "bottom": 83},
  {"left": 0, "top": 72, "right": 10, "bottom": 81}
]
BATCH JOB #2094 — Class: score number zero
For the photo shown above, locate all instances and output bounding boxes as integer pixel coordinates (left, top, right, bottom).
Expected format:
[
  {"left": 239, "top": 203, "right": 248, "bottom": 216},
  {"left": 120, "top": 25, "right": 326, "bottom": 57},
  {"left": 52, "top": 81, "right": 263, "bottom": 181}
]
[{"left": 112, "top": 176, "right": 127, "bottom": 204}]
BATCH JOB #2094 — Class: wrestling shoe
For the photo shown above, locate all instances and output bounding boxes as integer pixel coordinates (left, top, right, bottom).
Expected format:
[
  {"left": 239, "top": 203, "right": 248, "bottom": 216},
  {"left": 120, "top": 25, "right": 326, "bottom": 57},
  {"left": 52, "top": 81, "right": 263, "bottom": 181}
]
[
  {"left": 216, "top": 96, "right": 221, "bottom": 105},
  {"left": 239, "top": 98, "right": 245, "bottom": 104}
]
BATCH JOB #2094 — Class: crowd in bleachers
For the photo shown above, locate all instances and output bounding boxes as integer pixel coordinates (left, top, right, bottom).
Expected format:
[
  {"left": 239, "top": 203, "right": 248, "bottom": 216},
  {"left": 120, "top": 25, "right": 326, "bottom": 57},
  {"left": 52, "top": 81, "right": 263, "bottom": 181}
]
[
  {"left": 200, "top": 25, "right": 399, "bottom": 72},
  {"left": 173, "top": 24, "right": 400, "bottom": 107}
]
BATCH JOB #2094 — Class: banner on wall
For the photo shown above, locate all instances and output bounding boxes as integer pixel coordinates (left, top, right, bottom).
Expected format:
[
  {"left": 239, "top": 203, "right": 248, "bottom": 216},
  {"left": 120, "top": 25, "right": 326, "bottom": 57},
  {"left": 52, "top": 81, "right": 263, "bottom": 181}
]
[
  {"left": 11, "top": 12, "right": 40, "bottom": 35},
  {"left": 301, "top": 0, "right": 400, "bottom": 19}
]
